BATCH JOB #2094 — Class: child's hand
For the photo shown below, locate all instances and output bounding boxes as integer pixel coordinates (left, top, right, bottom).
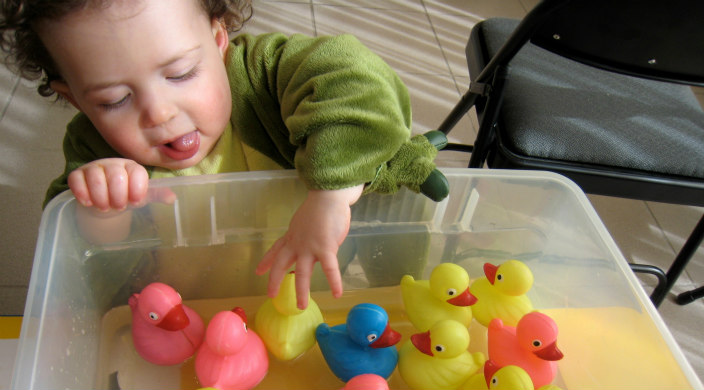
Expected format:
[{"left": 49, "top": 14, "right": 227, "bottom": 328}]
[
  {"left": 257, "top": 185, "right": 364, "bottom": 309},
  {"left": 68, "top": 158, "right": 149, "bottom": 211}
]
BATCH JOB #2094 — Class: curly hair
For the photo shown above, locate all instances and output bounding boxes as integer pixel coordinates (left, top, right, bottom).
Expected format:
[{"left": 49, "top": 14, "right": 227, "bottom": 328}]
[{"left": 0, "top": 0, "right": 253, "bottom": 98}]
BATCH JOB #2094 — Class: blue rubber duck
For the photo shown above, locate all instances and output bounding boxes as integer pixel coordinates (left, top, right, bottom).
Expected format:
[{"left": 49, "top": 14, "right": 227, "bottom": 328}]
[{"left": 316, "top": 303, "right": 401, "bottom": 382}]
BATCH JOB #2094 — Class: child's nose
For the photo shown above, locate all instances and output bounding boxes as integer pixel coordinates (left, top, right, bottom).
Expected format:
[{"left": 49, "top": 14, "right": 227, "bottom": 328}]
[{"left": 141, "top": 96, "right": 178, "bottom": 128}]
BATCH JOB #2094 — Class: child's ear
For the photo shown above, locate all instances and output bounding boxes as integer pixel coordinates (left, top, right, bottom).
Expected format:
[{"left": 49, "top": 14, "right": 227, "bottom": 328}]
[
  {"left": 211, "top": 19, "right": 229, "bottom": 58},
  {"left": 50, "top": 80, "right": 81, "bottom": 111}
]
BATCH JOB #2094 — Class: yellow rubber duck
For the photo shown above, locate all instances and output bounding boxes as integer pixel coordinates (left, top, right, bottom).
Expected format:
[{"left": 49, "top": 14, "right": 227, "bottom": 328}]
[
  {"left": 254, "top": 272, "right": 324, "bottom": 360},
  {"left": 460, "top": 360, "right": 563, "bottom": 390},
  {"left": 470, "top": 260, "right": 534, "bottom": 327},
  {"left": 398, "top": 319, "right": 486, "bottom": 390},
  {"left": 401, "top": 262, "right": 477, "bottom": 331}
]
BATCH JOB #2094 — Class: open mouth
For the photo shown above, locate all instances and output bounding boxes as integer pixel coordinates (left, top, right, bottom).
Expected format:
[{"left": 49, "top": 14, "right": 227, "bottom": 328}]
[{"left": 159, "top": 131, "right": 200, "bottom": 161}]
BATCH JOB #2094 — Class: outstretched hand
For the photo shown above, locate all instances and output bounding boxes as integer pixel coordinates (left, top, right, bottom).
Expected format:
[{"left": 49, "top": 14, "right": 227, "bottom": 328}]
[{"left": 256, "top": 185, "right": 364, "bottom": 309}]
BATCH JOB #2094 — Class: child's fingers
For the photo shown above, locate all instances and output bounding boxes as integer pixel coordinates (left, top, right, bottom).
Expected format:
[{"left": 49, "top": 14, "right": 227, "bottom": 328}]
[
  {"left": 148, "top": 187, "right": 177, "bottom": 205},
  {"left": 294, "top": 255, "right": 315, "bottom": 310},
  {"left": 125, "top": 163, "right": 149, "bottom": 206},
  {"left": 265, "top": 242, "right": 296, "bottom": 299},
  {"left": 82, "top": 164, "right": 110, "bottom": 211},
  {"left": 319, "top": 253, "right": 343, "bottom": 299},
  {"left": 103, "top": 164, "right": 129, "bottom": 210},
  {"left": 67, "top": 169, "right": 92, "bottom": 207},
  {"left": 256, "top": 237, "right": 285, "bottom": 275}
]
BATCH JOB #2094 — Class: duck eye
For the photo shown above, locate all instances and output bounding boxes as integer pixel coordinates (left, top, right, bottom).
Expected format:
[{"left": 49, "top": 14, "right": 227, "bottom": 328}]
[
  {"left": 149, "top": 312, "right": 159, "bottom": 321},
  {"left": 533, "top": 339, "right": 542, "bottom": 347},
  {"left": 496, "top": 274, "right": 503, "bottom": 281},
  {"left": 491, "top": 376, "right": 498, "bottom": 386},
  {"left": 434, "top": 344, "right": 445, "bottom": 353},
  {"left": 367, "top": 334, "right": 378, "bottom": 343},
  {"left": 243, "top": 322, "right": 248, "bottom": 332},
  {"left": 446, "top": 288, "right": 457, "bottom": 296}
]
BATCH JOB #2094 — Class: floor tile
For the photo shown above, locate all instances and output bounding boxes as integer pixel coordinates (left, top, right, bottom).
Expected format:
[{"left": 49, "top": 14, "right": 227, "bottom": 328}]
[
  {"left": 647, "top": 202, "right": 704, "bottom": 288},
  {"left": 587, "top": 195, "right": 683, "bottom": 291},
  {"left": 312, "top": 0, "right": 424, "bottom": 12},
  {"left": 401, "top": 73, "right": 473, "bottom": 135},
  {"left": 0, "top": 79, "right": 73, "bottom": 314},
  {"left": 314, "top": 5, "right": 449, "bottom": 75},
  {"left": 0, "top": 66, "right": 18, "bottom": 121},
  {"left": 259, "top": 0, "right": 310, "bottom": 3},
  {"left": 426, "top": 10, "right": 477, "bottom": 78},
  {"left": 0, "top": 286, "right": 28, "bottom": 315},
  {"left": 424, "top": 0, "right": 529, "bottom": 18},
  {"left": 518, "top": 0, "right": 542, "bottom": 12},
  {"left": 657, "top": 287, "right": 704, "bottom": 382},
  {"left": 2, "top": 79, "right": 77, "bottom": 151},
  {"left": 245, "top": 1, "right": 315, "bottom": 36}
]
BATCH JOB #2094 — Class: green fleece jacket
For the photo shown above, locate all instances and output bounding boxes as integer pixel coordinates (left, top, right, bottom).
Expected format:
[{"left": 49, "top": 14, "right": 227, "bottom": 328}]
[{"left": 44, "top": 33, "right": 436, "bottom": 207}]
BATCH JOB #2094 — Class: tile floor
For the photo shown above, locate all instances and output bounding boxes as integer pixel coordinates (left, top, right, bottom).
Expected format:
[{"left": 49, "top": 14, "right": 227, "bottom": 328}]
[{"left": 0, "top": 0, "right": 702, "bottom": 385}]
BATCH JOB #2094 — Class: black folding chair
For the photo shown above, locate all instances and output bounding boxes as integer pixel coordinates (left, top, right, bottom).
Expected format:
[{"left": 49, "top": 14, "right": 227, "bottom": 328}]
[{"left": 438, "top": 0, "right": 704, "bottom": 307}]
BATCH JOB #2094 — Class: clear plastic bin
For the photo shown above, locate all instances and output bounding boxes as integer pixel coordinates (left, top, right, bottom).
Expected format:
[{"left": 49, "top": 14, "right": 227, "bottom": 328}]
[{"left": 12, "top": 169, "right": 703, "bottom": 389}]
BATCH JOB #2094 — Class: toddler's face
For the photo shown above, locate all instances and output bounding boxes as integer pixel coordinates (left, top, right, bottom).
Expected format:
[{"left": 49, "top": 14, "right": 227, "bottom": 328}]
[{"left": 37, "top": 0, "right": 232, "bottom": 170}]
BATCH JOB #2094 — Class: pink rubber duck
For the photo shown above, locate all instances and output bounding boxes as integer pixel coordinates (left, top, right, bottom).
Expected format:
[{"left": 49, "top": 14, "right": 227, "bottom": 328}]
[
  {"left": 129, "top": 282, "right": 205, "bottom": 365},
  {"left": 487, "top": 311, "right": 563, "bottom": 388},
  {"left": 195, "top": 307, "right": 269, "bottom": 390},
  {"left": 342, "top": 374, "right": 390, "bottom": 390}
]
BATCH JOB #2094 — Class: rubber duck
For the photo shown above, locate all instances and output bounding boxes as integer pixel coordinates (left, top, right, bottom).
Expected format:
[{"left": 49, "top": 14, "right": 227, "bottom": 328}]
[
  {"left": 487, "top": 312, "right": 563, "bottom": 388},
  {"left": 401, "top": 262, "right": 477, "bottom": 331},
  {"left": 460, "top": 360, "right": 564, "bottom": 390},
  {"left": 398, "top": 319, "right": 486, "bottom": 390},
  {"left": 342, "top": 374, "right": 390, "bottom": 390},
  {"left": 316, "top": 303, "right": 401, "bottom": 382},
  {"left": 128, "top": 282, "right": 205, "bottom": 365},
  {"left": 470, "top": 260, "right": 534, "bottom": 327},
  {"left": 461, "top": 360, "right": 564, "bottom": 390},
  {"left": 254, "top": 272, "right": 324, "bottom": 360},
  {"left": 195, "top": 307, "right": 269, "bottom": 390}
]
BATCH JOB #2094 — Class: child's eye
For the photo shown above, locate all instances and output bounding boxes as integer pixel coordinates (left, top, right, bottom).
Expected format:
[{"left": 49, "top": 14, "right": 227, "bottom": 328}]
[
  {"left": 100, "top": 94, "right": 130, "bottom": 111},
  {"left": 168, "top": 66, "right": 200, "bottom": 82}
]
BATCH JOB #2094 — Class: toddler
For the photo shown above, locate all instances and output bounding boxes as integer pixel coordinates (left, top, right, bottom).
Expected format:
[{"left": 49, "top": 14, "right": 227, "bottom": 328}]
[{"left": 1, "top": 0, "right": 447, "bottom": 308}]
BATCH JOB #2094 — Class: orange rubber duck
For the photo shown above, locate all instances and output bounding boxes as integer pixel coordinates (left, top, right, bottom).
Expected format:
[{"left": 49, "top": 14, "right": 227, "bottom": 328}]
[{"left": 487, "top": 312, "right": 563, "bottom": 388}]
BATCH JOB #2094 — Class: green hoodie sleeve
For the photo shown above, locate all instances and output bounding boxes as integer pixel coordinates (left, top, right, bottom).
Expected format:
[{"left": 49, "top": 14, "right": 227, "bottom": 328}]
[{"left": 225, "top": 33, "right": 412, "bottom": 191}]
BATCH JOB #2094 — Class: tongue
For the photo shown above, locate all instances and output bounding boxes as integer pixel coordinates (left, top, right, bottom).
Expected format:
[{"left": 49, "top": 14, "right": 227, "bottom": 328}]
[
  {"left": 161, "top": 131, "right": 200, "bottom": 161},
  {"left": 169, "top": 132, "right": 198, "bottom": 151}
]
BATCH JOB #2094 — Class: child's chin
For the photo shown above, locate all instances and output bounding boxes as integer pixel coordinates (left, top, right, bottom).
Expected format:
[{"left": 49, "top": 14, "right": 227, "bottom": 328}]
[{"left": 158, "top": 155, "right": 203, "bottom": 171}]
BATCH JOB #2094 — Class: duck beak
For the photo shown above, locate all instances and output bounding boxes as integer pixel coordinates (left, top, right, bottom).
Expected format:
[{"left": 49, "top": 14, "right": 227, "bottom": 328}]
[
  {"left": 371, "top": 324, "right": 401, "bottom": 348},
  {"left": 447, "top": 288, "right": 477, "bottom": 306},
  {"left": 484, "top": 263, "right": 498, "bottom": 285},
  {"left": 232, "top": 306, "right": 248, "bottom": 325},
  {"left": 157, "top": 304, "right": 189, "bottom": 331},
  {"left": 411, "top": 330, "right": 433, "bottom": 356},
  {"left": 534, "top": 340, "right": 564, "bottom": 361},
  {"left": 483, "top": 360, "right": 500, "bottom": 387}
]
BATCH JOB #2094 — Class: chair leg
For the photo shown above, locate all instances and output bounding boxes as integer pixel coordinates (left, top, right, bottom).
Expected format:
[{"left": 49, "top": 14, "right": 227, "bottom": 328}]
[
  {"left": 675, "top": 285, "right": 704, "bottom": 305},
  {"left": 650, "top": 214, "right": 704, "bottom": 307},
  {"left": 437, "top": 91, "right": 479, "bottom": 134},
  {"left": 630, "top": 263, "right": 667, "bottom": 296}
]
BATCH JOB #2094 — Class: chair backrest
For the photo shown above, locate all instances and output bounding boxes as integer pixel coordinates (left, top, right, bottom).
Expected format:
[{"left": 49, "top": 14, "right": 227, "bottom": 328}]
[{"left": 530, "top": 0, "right": 704, "bottom": 85}]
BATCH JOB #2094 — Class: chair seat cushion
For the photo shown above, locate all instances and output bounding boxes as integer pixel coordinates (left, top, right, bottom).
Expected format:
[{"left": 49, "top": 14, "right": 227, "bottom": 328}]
[{"left": 477, "top": 18, "right": 704, "bottom": 179}]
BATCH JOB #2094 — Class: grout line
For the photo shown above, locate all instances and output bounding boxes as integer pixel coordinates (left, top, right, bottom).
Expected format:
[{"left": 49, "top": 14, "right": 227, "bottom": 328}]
[
  {"left": 419, "top": 0, "right": 463, "bottom": 98},
  {"left": 0, "top": 77, "right": 21, "bottom": 123},
  {"left": 309, "top": 0, "right": 317, "bottom": 36}
]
